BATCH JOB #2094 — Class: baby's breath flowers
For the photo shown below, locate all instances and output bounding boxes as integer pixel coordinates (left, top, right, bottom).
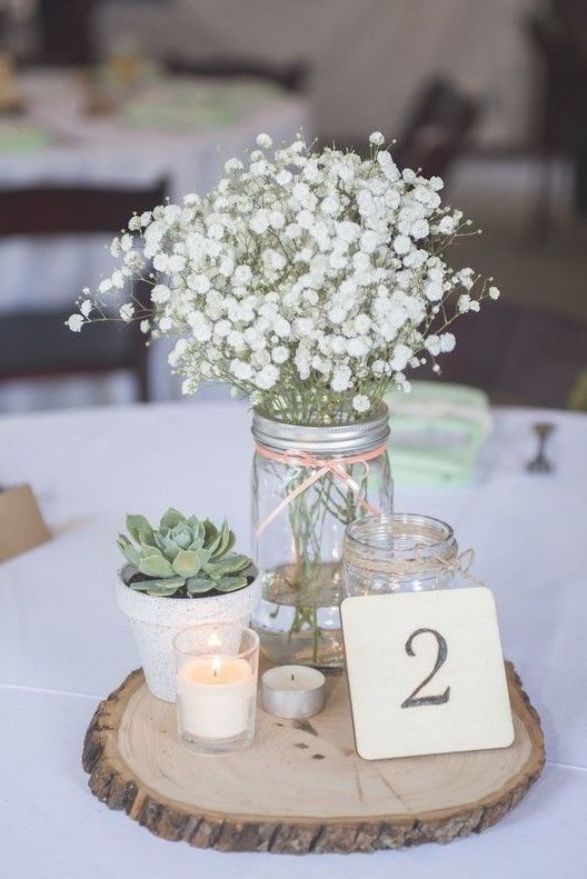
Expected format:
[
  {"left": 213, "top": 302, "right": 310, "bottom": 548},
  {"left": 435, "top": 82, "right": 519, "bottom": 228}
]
[{"left": 68, "top": 132, "right": 499, "bottom": 424}]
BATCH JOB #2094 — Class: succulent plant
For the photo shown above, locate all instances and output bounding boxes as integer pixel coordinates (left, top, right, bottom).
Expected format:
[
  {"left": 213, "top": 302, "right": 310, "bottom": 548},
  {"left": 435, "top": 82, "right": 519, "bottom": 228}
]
[{"left": 117, "top": 508, "right": 254, "bottom": 598}]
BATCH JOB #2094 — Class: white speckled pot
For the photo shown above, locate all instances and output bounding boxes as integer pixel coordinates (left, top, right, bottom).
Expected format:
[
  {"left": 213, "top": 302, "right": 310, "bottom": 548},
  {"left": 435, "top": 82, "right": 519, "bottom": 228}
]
[{"left": 116, "top": 572, "right": 261, "bottom": 702}]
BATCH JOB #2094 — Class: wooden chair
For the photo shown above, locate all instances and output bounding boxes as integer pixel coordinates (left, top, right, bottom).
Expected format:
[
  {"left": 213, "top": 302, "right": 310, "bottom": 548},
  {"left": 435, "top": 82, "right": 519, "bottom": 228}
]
[
  {"left": 36, "top": 0, "right": 98, "bottom": 66},
  {"left": 526, "top": 2, "right": 587, "bottom": 233},
  {"left": 394, "top": 78, "right": 480, "bottom": 183},
  {"left": 166, "top": 56, "right": 308, "bottom": 94},
  {"left": 0, "top": 180, "right": 167, "bottom": 403}
]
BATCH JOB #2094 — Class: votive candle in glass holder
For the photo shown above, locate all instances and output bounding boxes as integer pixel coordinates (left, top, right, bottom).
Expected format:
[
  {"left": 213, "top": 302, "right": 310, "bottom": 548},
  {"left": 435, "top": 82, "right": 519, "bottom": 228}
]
[{"left": 174, "top": 623, "right": 259, "bottom": 754}]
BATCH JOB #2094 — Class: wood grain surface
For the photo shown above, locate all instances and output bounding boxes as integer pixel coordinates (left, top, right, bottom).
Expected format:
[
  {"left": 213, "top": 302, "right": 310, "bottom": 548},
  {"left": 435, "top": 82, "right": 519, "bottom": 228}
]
[{"left": 82, "top": 661, "right": 544, "bottom": 854}]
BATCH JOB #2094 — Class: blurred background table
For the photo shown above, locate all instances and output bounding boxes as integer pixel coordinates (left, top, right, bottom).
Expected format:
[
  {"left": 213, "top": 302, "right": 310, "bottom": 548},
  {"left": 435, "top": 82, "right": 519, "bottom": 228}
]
[
  {"left": 0, "top": 70, "right": 308, "bottom": 197},
  {"left": 0, "top": 69, "right": 310, "bottom": 408},
  {"left": 0, "top": 400, "right": 585, "bottom": 876}
]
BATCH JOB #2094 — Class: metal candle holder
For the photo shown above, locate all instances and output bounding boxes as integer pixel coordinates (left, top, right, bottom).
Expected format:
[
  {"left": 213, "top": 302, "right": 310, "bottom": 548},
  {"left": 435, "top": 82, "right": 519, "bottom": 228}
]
[{"left": 261, "top": 665, "right": 327, "bottom": 719}]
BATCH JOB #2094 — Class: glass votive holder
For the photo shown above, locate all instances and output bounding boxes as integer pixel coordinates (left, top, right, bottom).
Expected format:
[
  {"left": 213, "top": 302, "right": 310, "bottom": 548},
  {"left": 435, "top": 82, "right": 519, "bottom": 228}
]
[
  {"left": 173, "top": 622, "right": 259, "bottom": 755},
  {"left": 344, "top": 513, "right": 463, "bottom": 596}
]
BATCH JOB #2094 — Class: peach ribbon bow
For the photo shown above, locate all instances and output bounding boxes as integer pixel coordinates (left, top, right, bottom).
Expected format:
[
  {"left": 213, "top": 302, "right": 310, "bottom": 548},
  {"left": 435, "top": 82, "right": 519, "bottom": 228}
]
[{"left": 255, "top": 444, "right": 387, "bottom": 538}]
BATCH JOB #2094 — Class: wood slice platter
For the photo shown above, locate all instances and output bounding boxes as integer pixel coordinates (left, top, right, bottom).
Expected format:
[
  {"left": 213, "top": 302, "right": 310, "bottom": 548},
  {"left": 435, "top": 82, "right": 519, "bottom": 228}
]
[{"left": 82, "top": 661, "right": 544, "bottom": 855}]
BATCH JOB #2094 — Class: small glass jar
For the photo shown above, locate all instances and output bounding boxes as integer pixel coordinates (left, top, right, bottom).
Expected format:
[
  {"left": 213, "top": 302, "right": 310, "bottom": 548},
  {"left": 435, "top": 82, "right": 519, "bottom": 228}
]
[
  {"left": 344, "top": 514, "right": 465, "bottom": 596},
  {"left": 174, "top": 623, "right": 259, "bottom": 755}
]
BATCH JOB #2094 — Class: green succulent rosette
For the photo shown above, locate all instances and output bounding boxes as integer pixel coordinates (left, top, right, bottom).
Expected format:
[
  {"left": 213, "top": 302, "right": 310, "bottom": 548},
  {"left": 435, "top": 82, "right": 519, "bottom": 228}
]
[{"left": 117, "top": 508, "right": 254, "bottom": 597}]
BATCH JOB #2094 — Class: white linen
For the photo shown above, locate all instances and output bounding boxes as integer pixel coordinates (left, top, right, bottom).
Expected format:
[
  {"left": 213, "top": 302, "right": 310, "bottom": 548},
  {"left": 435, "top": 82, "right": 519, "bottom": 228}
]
[
  {"left": 0, "top": 401, "right": 586, "bottom": 873},
  {"left": 0, "top": 72, "right": 310, "bottom": 409}
]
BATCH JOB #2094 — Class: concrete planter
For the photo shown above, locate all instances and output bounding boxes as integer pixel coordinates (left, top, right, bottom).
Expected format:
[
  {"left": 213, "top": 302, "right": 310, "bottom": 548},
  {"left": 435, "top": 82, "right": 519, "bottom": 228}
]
[{"left": 116, "top": 571, "right": 261, "bottom": 702}]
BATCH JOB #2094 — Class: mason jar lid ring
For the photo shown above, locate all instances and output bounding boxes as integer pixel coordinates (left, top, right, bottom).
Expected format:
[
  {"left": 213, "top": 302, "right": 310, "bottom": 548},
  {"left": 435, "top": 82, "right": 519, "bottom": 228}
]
[{"left": 252, "top": 404, "right": 390, "bottom": 456}]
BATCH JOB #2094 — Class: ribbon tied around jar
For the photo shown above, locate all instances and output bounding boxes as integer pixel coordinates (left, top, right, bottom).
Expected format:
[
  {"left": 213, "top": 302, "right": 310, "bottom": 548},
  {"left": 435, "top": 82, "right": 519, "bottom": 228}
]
[{"left": 254, "top": 443, "right": 387, "bottom": 538}]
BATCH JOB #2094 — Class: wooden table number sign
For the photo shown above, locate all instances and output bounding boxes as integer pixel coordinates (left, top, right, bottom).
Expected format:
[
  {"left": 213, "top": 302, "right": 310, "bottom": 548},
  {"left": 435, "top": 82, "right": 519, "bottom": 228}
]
[{"left": 341, "top": 587, "right": 515, "bottom": 761}]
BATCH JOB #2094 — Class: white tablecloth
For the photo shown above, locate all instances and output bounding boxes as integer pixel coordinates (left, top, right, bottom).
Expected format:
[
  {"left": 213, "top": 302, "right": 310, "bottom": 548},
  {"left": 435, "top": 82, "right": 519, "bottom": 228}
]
[
  {"left": 0, "top": 401, "right": 586, "bottom": 876},
  {"left": 0, "top": 72, "right": 310, "bottom": 410},
  {"left": 0, "top": 72, "right": 310, "bottom": 201}
]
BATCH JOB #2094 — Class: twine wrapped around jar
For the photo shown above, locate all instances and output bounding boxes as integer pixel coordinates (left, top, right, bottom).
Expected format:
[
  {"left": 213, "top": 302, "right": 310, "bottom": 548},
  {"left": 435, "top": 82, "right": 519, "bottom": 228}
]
[{"left": 343, "top": 514, "right": 483, "bottom": 596}]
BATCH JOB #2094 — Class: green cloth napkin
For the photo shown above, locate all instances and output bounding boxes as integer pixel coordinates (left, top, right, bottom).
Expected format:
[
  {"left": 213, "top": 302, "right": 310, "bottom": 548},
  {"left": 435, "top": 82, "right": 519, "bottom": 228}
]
[
  {"left": 385, "top": 381, "right": 492, "bottom": 487},
  {"left": 124, "top": 101, "right": 239, "bottom": 130},
  {"left": 0, "top": 124, "right": 50, "bottom": 152},
  {"left": 123, "top": 80, "right": 282, "bottom": 131}
]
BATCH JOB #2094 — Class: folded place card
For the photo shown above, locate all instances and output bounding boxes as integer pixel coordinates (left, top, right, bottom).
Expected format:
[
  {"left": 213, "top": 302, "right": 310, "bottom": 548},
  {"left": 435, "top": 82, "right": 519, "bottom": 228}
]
[
  {"left": 341, "top": 587, "right": 514, "bottom": 761},
  {"left": 0, "top": 484, "right": 51, "bottom": 563}
]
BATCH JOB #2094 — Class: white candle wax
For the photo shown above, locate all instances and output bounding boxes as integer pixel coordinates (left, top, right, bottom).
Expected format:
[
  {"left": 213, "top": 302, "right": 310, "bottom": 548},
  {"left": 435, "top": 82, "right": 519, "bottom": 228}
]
[{"left": 176, "top": 655, "right": 256, "bottom": 740}]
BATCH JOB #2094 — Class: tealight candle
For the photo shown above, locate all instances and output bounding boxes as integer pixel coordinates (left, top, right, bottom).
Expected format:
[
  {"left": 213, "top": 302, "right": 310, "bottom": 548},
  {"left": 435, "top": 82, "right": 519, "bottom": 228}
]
[
  {"left": 174, "top": 624, "right": 259, "bottom": 754},
  {"left": 262, "top": 665, "right": 327, "bottom": 719}
]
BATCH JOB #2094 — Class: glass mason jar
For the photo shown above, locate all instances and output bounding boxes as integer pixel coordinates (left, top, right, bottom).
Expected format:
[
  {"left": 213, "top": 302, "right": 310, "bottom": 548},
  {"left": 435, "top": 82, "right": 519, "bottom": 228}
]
[
  {"left": 251, "top": 404, "right": 393, "bottom": 668},
  {"left": 344, "top": 513, "right": 465, "bottom": 596}
]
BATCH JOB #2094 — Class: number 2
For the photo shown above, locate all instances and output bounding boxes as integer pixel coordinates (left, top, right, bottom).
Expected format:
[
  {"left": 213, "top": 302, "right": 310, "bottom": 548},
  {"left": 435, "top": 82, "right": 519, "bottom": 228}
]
[{"left": 401, "top": 628, "right": 450, "bottom": 708}]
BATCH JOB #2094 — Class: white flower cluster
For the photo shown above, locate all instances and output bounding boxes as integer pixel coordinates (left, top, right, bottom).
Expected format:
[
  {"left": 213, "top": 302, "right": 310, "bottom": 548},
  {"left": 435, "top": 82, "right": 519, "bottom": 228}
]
[{"left": 69, "top": 132, "right": 499, "bottom": 422}]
